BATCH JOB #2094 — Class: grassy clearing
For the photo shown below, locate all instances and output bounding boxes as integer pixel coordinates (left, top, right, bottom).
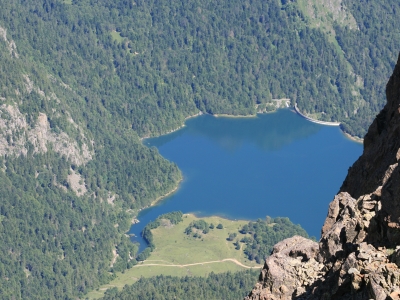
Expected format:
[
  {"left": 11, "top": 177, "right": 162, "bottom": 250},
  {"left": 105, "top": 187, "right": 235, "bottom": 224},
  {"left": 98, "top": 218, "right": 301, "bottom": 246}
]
[
  {"left": 147, "top": 214, "right": 258, "bottom": 265},
  {"left": 109, "top": 31, "right": 139, "bottom": 57},
  {"left": 86, "top": 214, "right": 262, "bottom": 299},
  {"left": 110, "top": 31, "right": 124, "bottom": 43}
]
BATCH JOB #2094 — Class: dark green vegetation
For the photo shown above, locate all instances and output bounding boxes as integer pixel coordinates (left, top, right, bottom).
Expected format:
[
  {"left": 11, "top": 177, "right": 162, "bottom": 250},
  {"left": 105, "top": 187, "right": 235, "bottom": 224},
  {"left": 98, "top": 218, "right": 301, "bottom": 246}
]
[
  {"left": 240, "top": 217, "right": 310, "bottom": 264},
  {"left": 140, "top": 211, "right": 183, "bottom": 260},
  {"left": 0, "top": 154, "right": 136, "bottom": 298},
  {"left": 0, "top": 0, "right": 398, "bottom": 298},
  {"left": 333, "top": 0, "right": 400, "bottom": 136},
  {"left": 101, "top": 270, "right": 259, "bottom": 300},
  {"left": 227, "top": 232, "right": 238, "bottom": 241},
  {"left": 184, "top": 219, "right": 210, "bottom": 236}
]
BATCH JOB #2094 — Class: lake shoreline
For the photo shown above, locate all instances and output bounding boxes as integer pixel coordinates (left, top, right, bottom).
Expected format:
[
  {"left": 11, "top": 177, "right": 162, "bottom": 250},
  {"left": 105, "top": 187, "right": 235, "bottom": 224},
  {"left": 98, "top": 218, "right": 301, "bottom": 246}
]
[
  {"left": 131, "top": 108, "right": 362, "bottom": 249},
  {"left": 141, "top": 104, "right": 363, "bottom": 150},
  {"left": 213, "top": 113, "right": 257, "bottom": 118},
  {"left": 149, "top": 181, "right": 182, "bottom": 207},
  {"left": 293, "top": 104, "right": 364, "bottom": 143},
  {"left": 141, "top": 106, "right": 292, "bottom": 142},
  {"left": 139, "top": 106, "right": 363, "bottom": 220},
  {"left": 140, "top": 111, "right": 203, "bottom": 141},
  {"left": 294, "top": 104, "right": 341, "bottom": 126},
  {"left": 343, "top": 131, "right": 364, "bottom": 144}
]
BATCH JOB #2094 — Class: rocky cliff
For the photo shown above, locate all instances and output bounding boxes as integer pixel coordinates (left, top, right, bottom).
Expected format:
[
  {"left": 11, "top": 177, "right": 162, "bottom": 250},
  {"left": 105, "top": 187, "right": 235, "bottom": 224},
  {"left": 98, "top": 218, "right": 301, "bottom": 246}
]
[{"left": 245, "top": 54, "right": 400, "bottom": 299}]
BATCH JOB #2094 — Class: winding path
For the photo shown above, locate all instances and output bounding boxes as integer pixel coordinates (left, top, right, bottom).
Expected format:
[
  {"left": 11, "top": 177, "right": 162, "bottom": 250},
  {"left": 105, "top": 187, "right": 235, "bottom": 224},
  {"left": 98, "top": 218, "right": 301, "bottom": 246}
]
[{"left": 135, "top": 258, "right": 262, "bottom": 269}]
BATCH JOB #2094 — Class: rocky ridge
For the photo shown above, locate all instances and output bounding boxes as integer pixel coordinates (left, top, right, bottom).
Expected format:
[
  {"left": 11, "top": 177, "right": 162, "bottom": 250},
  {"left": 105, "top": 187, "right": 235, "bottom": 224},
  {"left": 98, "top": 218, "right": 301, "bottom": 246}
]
[{"left": 245, "top": 54, "right": 400, "bottom": 299}]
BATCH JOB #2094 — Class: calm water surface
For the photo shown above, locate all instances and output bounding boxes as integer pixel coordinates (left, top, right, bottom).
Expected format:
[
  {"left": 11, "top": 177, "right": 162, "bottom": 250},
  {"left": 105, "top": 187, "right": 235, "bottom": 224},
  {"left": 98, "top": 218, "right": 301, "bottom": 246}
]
[{"left": 130, "top": 109, "right": 362, "bottom": 250}]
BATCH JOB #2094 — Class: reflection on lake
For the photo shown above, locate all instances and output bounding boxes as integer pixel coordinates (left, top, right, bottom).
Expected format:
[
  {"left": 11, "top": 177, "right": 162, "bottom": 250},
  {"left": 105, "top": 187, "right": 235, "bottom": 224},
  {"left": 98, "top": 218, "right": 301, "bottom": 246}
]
[
  {"left": 130, "top": 109, "right": 362, "bottom": 251},
  {"left": 150, "top": 111, "right": 321, "bottom": 151}
]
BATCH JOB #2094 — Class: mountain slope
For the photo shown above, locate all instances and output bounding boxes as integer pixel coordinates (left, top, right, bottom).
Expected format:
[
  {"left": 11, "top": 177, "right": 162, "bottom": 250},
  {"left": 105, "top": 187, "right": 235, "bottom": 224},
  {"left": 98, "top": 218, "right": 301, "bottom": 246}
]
[{"left": 0, "top": 0, "right": 399, "bottom": 298}]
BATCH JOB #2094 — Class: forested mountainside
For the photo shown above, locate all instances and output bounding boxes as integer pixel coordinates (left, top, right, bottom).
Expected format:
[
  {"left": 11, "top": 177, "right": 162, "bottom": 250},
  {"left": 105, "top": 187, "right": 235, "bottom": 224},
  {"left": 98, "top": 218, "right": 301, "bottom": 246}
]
[
  {"left": 0, "top": 0, "right": 399, "bottom": 298},
  {"left": 101, "top": 270, "right": 259, "bottom": 300}
]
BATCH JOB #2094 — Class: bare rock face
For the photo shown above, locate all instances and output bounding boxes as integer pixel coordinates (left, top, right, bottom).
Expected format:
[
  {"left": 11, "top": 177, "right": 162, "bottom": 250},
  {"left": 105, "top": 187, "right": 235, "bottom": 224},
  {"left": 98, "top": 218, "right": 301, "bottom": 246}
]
[
  {"left": 0, "top": 104, "right": 92, "bottom": 166},
  {"left": 246, "top": 54, "right": 400, "bottom": 300},
  {"left": 246, "top": 236, "right": 324, "bottom": 300}
]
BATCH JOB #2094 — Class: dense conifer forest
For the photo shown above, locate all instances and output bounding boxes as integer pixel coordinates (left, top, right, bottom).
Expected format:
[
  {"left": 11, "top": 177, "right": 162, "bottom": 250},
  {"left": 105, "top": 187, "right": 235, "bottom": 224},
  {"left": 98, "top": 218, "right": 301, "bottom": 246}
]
[
  {"left": 239, "top": 217, "right": 310, "bottom": 264},
  {"left": 0, "top": 0, "right": 399, "bottom": 298},
  {"left": 101, "top": 270, "right": 260, "bottom": 300}
]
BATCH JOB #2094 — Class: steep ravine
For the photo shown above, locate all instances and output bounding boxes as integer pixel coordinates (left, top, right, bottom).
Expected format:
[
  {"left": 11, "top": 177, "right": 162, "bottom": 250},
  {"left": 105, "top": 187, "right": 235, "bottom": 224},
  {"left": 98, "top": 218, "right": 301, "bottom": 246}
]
[{"left": 245, "top": 53, "right": 400, "bottom": 299}]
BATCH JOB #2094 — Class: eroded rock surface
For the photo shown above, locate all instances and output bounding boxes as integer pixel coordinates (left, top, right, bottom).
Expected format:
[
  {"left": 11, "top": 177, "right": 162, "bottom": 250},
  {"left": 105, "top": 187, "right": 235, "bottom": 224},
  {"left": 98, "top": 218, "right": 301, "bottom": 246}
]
[
  {"left": 0, "top": 105, "right": 92, "bottom": 166},
  {"left": 246, "top": 54, "right": 400, "bottom": 299}
]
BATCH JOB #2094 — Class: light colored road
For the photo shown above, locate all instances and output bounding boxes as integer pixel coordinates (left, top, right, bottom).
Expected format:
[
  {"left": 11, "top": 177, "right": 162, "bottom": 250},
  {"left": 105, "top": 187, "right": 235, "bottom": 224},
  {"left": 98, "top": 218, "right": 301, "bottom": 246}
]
[{"left": 136, "top": 258, "right": 262, "bottom": 269}]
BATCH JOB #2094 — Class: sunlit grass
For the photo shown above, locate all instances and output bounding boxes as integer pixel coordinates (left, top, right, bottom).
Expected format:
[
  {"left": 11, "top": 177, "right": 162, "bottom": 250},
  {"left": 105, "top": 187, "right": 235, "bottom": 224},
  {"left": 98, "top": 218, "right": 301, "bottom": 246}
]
[{"left": 86, "top": 214, "right": 262, "bottom": 299}]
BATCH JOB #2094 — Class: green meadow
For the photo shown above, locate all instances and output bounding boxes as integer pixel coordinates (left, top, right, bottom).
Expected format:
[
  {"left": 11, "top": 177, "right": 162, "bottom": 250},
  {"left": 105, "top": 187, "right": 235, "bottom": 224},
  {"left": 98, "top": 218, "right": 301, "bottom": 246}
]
[{"left": 86, "top": 214, "right": 262, "bottom": 299}]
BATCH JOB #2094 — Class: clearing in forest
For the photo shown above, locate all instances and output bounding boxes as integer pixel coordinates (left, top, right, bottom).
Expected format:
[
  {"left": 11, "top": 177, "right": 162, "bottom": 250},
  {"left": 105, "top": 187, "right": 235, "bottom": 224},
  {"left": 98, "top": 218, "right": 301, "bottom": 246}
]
[{"left": 86, "top": 214, "right": 262, "bottom": 299}]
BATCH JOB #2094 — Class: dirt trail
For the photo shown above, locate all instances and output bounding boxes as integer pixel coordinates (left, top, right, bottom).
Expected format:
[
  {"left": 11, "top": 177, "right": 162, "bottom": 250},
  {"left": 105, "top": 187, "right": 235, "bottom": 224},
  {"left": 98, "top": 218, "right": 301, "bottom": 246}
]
[{"left": 136, "top": 258, "right": 262, "bottom": 269}]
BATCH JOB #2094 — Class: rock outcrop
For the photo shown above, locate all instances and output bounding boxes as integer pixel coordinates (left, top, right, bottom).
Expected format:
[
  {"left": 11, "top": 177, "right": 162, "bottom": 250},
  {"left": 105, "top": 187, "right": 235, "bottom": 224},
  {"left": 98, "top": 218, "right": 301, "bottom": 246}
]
[
  {"left": 246, "top": 54, "right": 400, "bottom": 299},
  {"left": 0, "top": 104, "right": 92, "bottom": 166}
]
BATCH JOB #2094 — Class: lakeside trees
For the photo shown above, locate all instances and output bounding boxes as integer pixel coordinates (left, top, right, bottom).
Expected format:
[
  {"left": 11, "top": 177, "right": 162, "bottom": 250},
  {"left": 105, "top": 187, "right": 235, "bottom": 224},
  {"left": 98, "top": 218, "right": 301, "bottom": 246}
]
[{"left": 240, "top": 217, "right": 310, "bottom": 264}]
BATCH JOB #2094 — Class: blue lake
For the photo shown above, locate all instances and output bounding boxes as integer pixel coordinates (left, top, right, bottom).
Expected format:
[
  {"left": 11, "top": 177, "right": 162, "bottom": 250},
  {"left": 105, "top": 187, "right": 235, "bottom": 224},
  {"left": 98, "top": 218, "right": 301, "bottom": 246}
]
[{"left": 129, "top": 109, "right": 363, "bottom": 251}]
